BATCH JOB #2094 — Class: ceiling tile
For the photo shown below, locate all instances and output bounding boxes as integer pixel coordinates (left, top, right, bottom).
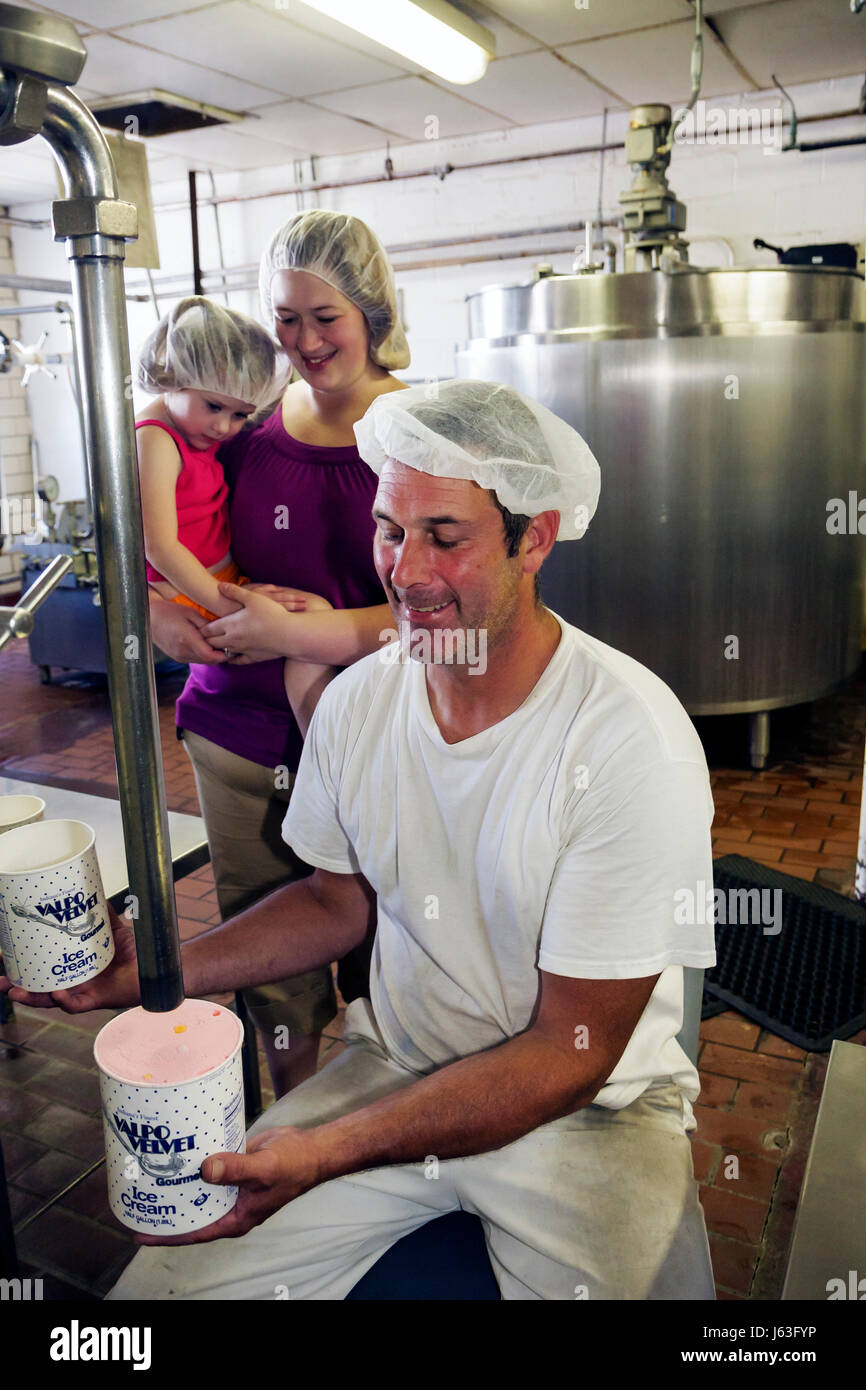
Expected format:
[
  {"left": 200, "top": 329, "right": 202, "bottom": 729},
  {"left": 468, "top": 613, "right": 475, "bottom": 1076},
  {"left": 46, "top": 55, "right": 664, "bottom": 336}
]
[
  {"left": 119, "top": 2, "right": 405, "bottom": 98},
  {"left": 435, "top": 50, "right": 618, "bottom": 123},
  {"left": 560, "top": 19, "right": 753, "bottom": 106},
  {"left": 76, "top": 32, "right": 277, "bottom": 106},
  {"left": 236, "top": 100, "right": 411, "bottom": 154},
  {"left": 315, "top": 76, "right": 515, "bottom": 141},
  {"left": 481, "top": 0, "right": 691, "bottom": 46},
  {"left": 144, "top": 124, "right": 306, "bottom": 169},
  {"left": 444, "top": 1, "right": 543, "bottom": 57},
  {"left": 30, "top": 0, "right": 209, "bottom": 28},
  {"left": 715, "top": 0, "right": 866, "bottom": 86}
]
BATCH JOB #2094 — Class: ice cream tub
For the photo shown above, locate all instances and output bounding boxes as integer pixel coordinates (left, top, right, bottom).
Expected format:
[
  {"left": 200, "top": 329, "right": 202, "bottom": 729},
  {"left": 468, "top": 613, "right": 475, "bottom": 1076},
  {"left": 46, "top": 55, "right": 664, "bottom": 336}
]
[
  {"left": 0, "top": 818, "right": 114, "bottom": 992},
  {"left": 94, "top": 998, "right": 245, "bottom": 1235},
  {"left": 0, "top": 795, "right": 45, "bottom": 834}
]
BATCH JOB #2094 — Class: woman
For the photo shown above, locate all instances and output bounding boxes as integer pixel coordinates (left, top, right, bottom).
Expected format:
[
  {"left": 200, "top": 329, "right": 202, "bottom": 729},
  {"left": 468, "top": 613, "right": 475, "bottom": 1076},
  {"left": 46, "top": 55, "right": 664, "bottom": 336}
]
[{"left": 149, "top": 209, "right": 408, "bottom": 1096}]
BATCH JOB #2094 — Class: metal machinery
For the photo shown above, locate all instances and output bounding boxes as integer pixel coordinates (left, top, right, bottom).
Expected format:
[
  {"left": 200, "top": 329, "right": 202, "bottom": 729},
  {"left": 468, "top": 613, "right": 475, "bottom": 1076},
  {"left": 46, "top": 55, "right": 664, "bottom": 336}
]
[
  {"left": 8, "top": 469, "right": 173, "bottom": 682},
  {"left": 457, "top": 104, "right": 866, "bottom": 768},
  {"left": 0, "top": 4, "right": 182, "bottom": 1008}
]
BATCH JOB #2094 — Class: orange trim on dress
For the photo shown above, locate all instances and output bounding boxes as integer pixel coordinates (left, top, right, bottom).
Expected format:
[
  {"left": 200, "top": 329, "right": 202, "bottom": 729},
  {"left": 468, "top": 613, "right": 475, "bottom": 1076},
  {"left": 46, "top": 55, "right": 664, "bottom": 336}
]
[{"left": 169, "top": 561, "right": 248, "bottom": 621}]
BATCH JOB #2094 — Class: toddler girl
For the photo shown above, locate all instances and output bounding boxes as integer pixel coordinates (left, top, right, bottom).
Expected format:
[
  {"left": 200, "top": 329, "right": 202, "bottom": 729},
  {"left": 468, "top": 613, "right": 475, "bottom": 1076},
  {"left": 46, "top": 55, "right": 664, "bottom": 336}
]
[{"left": 136, "top": 296, "right": 334, "bottom": 733}]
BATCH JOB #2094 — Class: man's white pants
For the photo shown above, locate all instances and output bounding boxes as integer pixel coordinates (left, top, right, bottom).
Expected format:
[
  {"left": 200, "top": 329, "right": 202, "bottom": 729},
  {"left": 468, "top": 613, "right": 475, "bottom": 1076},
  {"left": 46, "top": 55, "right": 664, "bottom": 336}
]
[{"left": 108, "top": 1000, "right": 716, "bottom": 1301}]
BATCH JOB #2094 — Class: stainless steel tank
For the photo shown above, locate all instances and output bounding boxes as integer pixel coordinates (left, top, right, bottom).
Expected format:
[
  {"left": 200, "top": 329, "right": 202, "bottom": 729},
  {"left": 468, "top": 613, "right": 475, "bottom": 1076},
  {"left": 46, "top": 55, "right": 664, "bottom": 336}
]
[{"left": 457, "top": 266, "right": 866, "bottom": 757}]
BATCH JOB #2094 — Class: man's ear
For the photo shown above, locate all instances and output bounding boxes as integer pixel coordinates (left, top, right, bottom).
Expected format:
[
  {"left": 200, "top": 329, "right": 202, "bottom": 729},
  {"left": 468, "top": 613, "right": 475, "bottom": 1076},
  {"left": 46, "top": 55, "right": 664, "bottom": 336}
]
[{"left": 522, "top": 510, "right": 559, "bottom": 579}]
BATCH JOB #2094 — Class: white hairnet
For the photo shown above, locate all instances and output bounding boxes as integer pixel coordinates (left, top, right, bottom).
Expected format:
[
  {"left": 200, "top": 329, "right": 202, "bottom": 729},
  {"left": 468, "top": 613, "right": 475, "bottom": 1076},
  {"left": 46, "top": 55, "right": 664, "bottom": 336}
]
[
  {"left": 354, "top": 379, "right": 601, "bottom": 541},
  {"left": 259, "top": 209, "right": 410, "bottom": 371},
  {"left": 137, "top": 296, "right": 289, "bottom": 409}
]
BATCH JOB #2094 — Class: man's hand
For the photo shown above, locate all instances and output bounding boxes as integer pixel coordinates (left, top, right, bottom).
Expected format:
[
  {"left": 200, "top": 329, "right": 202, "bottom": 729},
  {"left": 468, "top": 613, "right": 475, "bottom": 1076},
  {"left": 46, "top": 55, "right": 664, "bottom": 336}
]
[
  {"left": 149, "top": 592, "right": 230, "bottom": 666},
  {"left": 134, "top": 1125, "right": 321, "bottom": 1245},
  {"left": 0, "top": 904, "right": 141, "bottom": 1012}
]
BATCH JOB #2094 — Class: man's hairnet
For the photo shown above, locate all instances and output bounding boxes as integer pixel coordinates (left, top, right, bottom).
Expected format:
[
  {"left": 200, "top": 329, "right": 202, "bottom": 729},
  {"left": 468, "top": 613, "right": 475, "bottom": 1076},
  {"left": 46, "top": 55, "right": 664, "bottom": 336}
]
[
  {"left": 259, "top": 209, "right": 410, "bottom": 371},
  {"left": 354, "top": 379, "right": 601, "bottom": 540},
  {"left": 137, "top": 296, "right": 289, "bottom": 409}
]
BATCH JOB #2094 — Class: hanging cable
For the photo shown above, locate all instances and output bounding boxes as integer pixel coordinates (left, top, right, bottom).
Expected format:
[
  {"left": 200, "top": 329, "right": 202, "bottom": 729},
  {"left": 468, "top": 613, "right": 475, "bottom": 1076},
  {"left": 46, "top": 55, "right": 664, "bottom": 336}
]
[{"left": 660, "top": 0, "right": 704, "bottom": 153}]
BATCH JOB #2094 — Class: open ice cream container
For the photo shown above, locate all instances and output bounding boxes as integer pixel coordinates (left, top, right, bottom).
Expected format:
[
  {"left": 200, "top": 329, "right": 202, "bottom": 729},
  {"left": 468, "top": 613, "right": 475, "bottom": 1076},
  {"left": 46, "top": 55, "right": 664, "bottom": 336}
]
[
  {"left": 94, "top": 998, "right": 245, "bottom": 1235},
  {"left": 0, "top": 795, "right": 45, "bottom": 834}
]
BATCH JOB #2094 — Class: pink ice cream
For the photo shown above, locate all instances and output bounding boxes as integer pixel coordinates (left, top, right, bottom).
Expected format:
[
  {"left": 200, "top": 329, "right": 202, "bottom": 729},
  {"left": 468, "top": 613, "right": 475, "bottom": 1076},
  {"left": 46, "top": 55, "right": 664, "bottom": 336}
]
[{"left": 94, "top": 998, "right": 242, "bottom": 1084}]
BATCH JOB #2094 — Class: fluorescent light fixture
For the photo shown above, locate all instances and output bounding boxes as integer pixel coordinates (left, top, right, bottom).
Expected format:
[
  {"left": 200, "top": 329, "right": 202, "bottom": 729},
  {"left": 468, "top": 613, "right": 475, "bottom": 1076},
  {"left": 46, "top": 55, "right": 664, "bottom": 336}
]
[{"left": 297, "top": 0, "right": 495, "bottom": 84}]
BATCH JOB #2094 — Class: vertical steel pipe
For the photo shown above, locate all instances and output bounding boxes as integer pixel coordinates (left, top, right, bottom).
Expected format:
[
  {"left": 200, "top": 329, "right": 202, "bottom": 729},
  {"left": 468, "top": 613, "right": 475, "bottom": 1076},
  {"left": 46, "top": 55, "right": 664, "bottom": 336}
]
[
  {"left": 37, "top": 84, "right": 183, "bottom": 1010},
  {"left": 189, "top": 169, "right": 203, "bottom": 295}
]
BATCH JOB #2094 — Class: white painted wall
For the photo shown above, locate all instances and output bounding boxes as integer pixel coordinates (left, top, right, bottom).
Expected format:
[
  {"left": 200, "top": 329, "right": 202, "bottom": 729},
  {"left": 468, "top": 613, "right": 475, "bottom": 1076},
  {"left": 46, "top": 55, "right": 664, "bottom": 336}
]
[{"left": 5, "top": 73, "right": 866, "bottom": 506}]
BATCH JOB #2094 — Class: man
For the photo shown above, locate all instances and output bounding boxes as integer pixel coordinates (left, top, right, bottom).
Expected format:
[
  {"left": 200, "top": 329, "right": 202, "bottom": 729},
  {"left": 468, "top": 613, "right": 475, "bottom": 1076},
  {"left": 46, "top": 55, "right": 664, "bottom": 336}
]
[{"left": 3, "top": 380, "right": 717, "bottom": 1300}]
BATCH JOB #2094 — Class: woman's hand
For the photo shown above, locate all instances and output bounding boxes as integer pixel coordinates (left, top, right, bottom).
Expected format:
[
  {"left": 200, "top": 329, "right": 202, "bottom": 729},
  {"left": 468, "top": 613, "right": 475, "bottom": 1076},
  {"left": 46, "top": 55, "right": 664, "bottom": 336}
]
[
  {"left": 202, "top": 583, "right": 298, "bottom": 658},
  {"left": 0, "top": 904, "right": 141, "bottom": 1013},
  {"left": 149, "top": 592, "right": 229, "bottom": 666}
]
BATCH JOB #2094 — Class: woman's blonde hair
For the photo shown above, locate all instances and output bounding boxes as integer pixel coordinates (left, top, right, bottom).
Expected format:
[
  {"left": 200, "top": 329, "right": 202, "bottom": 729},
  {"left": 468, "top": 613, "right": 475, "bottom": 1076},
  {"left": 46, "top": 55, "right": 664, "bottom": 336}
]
[{"left": 259, "top": 210, "right": 410, "bottom": 370}]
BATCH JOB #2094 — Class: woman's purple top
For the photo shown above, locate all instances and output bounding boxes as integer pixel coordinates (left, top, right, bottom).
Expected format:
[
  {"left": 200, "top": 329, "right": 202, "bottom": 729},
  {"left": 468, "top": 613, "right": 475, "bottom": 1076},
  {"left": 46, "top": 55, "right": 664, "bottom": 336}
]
[{"left": 175, "top": 406, "right": 386, "bottom": 771}]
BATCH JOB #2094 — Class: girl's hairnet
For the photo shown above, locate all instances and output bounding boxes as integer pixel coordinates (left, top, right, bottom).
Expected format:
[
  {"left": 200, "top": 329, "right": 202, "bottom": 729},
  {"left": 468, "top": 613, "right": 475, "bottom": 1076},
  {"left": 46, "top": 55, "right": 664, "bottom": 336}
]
[
  {"left": 137, "top": 296, "right": 289, "bottom": 409},
  {"left": 354, "top": 379, "right": 601, "bottom": 541},
  {"left": 259, "top": 209, "right": 410, "bottom": 371}
]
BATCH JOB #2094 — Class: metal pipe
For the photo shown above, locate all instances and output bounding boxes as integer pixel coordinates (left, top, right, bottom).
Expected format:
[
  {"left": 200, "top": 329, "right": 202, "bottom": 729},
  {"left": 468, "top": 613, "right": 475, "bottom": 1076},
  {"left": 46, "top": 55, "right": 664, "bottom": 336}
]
[
  {"left": 152, "top": 139, "right": 628, "bottom": 213},
  {"left": 188, "top": 169, "right": 202, "bottom": 296},
  {"left": 0, "top": 271, "right": 149, "bottom": 301},
  {"left": 40, "top": 85, "right": 116, "bottom": 198},
  {"left": 0, "top": 213, "right": 50, "bottom": 229},
  {"left": 0, "top": 551, "right": 72, "bottom": 651},
  {"left": 0, "top": 272, "right": 75, "bottom": 292},
  {"left": 146, "top": 104, "right": 866, "bottom": 218},
  {"left": 37, "top": 82, "right": 183, "bottom": 1011},
  {"left": 795, "top": 136, "right": 866, "bottom": 151},
  {"left": 0, "top": 301, "right": 64, "bottom": 315},
  {"left": 56, "top": 300, "right": 93, "bottom": 514},
  {"left": 122, "top": 218, "right": 625, "bottom": 300},
  {"left": 208, "top": 169, "right": 229, "bottom": 305}
]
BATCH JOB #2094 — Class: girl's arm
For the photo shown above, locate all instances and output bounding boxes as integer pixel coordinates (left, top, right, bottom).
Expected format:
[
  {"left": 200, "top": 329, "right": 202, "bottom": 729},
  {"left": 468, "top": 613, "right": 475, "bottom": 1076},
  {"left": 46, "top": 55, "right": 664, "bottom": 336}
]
[
  {"left": 202, "top": 583, "right": 396, "bottom": 666},
  {"left": 137, "top": 425, "right": 240, "bottom": 619}
]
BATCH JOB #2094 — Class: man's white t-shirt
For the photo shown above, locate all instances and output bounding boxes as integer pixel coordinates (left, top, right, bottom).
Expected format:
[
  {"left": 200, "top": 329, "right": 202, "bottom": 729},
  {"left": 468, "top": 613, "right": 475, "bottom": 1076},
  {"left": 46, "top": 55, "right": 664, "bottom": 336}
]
[{"left": 282, "top": 611, "right": 717, "bottom": 1125}]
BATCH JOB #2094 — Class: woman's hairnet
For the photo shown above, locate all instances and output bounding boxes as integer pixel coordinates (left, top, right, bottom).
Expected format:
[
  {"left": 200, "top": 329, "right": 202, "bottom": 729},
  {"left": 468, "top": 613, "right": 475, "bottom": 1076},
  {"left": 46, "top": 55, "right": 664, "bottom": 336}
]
[
  {"left": 259, "top": 209, "right": 410, "bottom": 371},
  {"left": 354, "top": 379, "right": 601, "bottom": 541},
  {"left": 137, "top": 296, "right": 289, "bottom": 409}
]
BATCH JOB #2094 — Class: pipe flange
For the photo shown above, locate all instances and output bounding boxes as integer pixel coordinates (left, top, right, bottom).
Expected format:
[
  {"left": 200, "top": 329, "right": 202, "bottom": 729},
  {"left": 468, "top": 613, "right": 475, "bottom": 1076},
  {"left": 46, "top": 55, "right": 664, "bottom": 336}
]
[{"left": 52, "top": 197, "right": 138, "bottom": 240}]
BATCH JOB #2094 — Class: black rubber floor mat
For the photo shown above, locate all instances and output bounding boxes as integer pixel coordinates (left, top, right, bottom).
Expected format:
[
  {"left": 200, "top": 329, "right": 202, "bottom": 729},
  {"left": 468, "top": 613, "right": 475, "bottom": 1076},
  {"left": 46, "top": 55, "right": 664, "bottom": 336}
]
[
  {"left": 705, "top": 855, "right": 866, "bottom": 1052},
  {"left": 701, "top": 991, "right": 728, "bottom": 1021}
]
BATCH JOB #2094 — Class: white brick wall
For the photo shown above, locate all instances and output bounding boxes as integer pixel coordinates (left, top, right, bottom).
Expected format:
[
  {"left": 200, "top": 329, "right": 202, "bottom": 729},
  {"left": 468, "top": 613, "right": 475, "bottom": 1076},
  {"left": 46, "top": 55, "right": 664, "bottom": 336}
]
[{"left": 0, "top": 222, "right": 35, "bottom": 589}]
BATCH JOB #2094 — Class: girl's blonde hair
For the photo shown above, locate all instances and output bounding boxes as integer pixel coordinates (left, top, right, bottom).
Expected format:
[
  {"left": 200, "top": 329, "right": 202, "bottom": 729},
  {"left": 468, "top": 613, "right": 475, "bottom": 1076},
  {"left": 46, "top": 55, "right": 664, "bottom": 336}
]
[{"left": 137, "top": 296, "right": 289, "bottom": 410}]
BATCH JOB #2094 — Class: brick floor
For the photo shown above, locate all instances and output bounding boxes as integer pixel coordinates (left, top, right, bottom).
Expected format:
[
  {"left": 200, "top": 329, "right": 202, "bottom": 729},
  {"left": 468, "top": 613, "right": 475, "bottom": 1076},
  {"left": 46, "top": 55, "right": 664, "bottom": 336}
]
[{"left": 1, "top": 639, "right": 865, "bottom": 1298}]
